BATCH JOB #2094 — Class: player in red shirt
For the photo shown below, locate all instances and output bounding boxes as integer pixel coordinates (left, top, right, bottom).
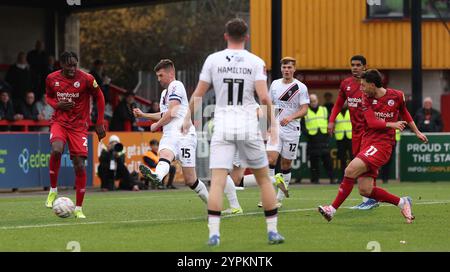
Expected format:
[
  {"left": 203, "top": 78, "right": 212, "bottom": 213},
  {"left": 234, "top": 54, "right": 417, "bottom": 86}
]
[
  {"left": 44, "top": 52, "right": 106, "bottom": 218},
  {"left": 319, "top": 69, "right": 428, "bottom": 223},
  {"left": 328, "top": 55, "right": 379, "bottom": 210}
]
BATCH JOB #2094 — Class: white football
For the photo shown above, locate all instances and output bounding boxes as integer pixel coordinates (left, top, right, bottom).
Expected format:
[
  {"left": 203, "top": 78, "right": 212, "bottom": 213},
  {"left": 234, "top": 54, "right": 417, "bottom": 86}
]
[{"left": 52, "top": 197, "right": 75, "bottom": 218}]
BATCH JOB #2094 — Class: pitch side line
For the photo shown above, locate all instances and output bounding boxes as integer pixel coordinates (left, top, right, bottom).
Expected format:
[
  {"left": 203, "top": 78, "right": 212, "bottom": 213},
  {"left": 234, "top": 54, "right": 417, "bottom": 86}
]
[{"left": 1, "top": 200, "right": 449, "bottom": 231}]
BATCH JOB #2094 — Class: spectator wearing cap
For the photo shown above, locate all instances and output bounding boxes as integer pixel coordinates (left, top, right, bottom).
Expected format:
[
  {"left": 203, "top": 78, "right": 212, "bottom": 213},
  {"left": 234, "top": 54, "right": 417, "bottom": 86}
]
[
  {"left": 414, "top": 97, "right": 443, "bottom": 132},
  {"left": 98, "top": 135, "right": 142, "bottom": 191}
]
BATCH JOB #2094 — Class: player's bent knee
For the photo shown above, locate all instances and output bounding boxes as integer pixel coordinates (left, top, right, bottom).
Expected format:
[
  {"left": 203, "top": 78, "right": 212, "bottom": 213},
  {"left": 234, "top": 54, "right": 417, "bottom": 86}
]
[{"left": 358, "top": 187, "right": 372, "bottom": 197}]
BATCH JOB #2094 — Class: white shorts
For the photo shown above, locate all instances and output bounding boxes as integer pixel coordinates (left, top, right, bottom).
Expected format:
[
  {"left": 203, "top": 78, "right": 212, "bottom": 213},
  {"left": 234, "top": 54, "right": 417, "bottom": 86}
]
[
  {"left": 210, "top": 137, "right": 268, "bottom": 170},
  {"left": 159, "top": 133, "right": 197, "bottom": 168},
  {"left": 232, "top": 151, "right": 241, "bottom": 168},
  {"left": 266, "top": 131, "right": 300, "bottom": 160}
]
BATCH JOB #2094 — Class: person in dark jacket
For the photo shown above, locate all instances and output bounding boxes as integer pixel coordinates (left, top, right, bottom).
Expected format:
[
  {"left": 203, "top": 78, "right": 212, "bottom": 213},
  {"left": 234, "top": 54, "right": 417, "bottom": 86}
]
[
  {"left": 0, "top": 90, "right": 23, "bottom": 131},
  {"left": 17, "top": 91, "right": 42, "bottom": 122},
  {"left": 27, "top": 41, "right": 49, "bottom": 101},
  {"left": 5, "top": 52, "right": 33, "bottom": 107},
  {"left": 110, "top": 92, "right": 137, "bottom": 131},
  {"left": 98, "top": 135, "right": 142, "bottom": 191},
  {"left": 414, "top": 97, "right": 443, "bottom": 132}
]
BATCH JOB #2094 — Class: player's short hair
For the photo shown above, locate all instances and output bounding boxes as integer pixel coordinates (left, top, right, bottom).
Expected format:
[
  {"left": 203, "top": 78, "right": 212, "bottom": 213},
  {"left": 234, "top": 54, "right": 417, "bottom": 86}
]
[
  {"left": 225, "top": 18, "right": 248, "bottom": 41},
  {"left": 150, "top": 139, "right": 159, "bottom": 146},
  {"left": 60, "top": 51, "right": 78, "bottom": 65},
  {"left": 361, "top": 69, "right": 383, "bottom": 88},
  {"left": 350, "top": 55, "right": 367, "bottom": 65},
  {"left": 154, "top": 59, "right": 175, "bottom": 72},
  {"left": 281, "top": 57, "right": 296, "bottom": 66}
]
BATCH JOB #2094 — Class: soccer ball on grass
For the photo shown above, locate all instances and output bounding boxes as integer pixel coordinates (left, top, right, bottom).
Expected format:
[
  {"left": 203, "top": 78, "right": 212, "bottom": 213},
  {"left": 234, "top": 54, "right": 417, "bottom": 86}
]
[{"left": 52, "top": 197, "right": 75, "bottom": 218}]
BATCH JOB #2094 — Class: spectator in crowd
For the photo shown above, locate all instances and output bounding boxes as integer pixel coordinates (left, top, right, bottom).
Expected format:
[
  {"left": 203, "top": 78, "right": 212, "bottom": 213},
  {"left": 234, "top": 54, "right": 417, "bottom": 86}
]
[
  {"left": 44, "top": 55, "right": 58, "bottom": 79},
  {"left": 109, "top": 91, "right": 137, "bottom": 131},
  {"left": 17, "top": 91, "right": 42, "bottom": 122},
  {"left": 35, "top": 95, "right": 54, "bottom": 132},
  {"left": 302, "top": 94, "right": 335, "bottom": 184},
  {"left": 143, "top": 139, "right": 177, "bottom": 189},
  {"left": 98, "top": 135, "right": 142, "bottom": 191},
  {"left": 5, "top": 52, "right": 33, "bottom": 107},
  {"left": 149, "top": 101, "right": 160, "bottom": 113},
  {"left": 27, "top": 40, "right": 49, "bottom": 101},
  {"left": 333, "top": 102, "right": 352, "bottom": 181},
  {"left": 0, "top": 79, "right": 12, "bottom": 93},
  {"left": 414, "top": 97, "right": 443, "bottom": 132},
  {"left": 405, "top": 94, "right": 414, "bottom": 115},
  {"left": 89, "top": 59, "right": 111, "bottom": 103},
  {"left": 0, "top": 90, "right": 23, "bottom": 131},
  {"left": 323, "top": 92, "right": 334, "bottom": 116}
]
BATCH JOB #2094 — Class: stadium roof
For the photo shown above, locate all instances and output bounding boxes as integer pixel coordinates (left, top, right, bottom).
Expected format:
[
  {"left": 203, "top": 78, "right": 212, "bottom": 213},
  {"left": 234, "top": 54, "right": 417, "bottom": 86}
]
[{"left": 0, "top": 0, "right": 187, "bottom": 11}]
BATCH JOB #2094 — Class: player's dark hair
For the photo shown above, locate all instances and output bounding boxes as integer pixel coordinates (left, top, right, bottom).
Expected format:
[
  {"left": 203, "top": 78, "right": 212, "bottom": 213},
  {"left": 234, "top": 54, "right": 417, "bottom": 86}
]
[
  {"left": 60, "top": 51, "right": 78, "bottom": 65},
  {"left": 281, "top": 57, "right": 296, "bottom": 66},
  {"left": 351, "top": 55, "right": 367, "bottom": 65},
  {"left": 154, "top": 59, "right": 175, "bottom": 72},
  {"left": 225, "top": 18, "right": 248, "bottom": 41},
  {"left": 361, "top": 69, "right": 383, "bottom": 88},
  {"left": 150, "top": 139, "right": 159, "bottom": 146}
]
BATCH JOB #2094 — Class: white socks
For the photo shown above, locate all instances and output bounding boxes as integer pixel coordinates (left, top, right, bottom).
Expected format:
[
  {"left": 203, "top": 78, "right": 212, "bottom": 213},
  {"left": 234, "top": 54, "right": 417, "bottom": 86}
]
[
  {"left": 191, "top": 179, "right": 209, "bottom": 204},
  {"left": 397, "top": 197, "right": 405, "bottom": 209},
  {"left": 208, "top": 215, "right": 221, "bottom": 237},
  {"left": 50, "top": 187, "right": 58, "bottom": 193},
  {"left": 154, "top": 160, "right": 171, "bottom": 181},
  {"left": 224, "top": 176, "right": 241, "bottom": 209}
]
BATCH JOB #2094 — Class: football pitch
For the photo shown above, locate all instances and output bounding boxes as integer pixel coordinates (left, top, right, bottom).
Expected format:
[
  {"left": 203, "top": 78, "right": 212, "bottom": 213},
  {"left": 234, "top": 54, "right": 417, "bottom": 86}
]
[{"left": 1, "top": 182, "right": 449, "bottom": 252}]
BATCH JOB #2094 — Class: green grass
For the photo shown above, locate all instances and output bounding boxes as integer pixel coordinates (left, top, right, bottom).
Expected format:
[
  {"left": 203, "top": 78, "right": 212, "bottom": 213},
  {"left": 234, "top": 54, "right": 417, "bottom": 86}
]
[{"left": 0, "top": 182, "right": 449, "bottom": 252}]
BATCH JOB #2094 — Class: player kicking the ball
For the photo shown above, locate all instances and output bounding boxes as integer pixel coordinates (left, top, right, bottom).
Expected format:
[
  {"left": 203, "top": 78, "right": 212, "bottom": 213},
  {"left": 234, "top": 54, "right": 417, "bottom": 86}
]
[
  {"left": 45, "top": 52, "right": 106, "bottom": 218},
  {"left": 183, "top": 18, "right": 284, "bottom": 246},
  {"left": 136, "top": 59, "right": 209, "bottom": 204},
  {"left": 318, "top": 69, "right": 428, "bottom": 223}
]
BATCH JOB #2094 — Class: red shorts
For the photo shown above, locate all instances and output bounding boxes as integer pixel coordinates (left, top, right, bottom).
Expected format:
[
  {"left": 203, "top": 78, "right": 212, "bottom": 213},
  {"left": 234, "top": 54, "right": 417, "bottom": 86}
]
[
  {"left": 50, "top": 122, "right": 88, "bottom": 158},
  {"left": 356, "top": 142, "right": 393, "bottom": 178}
]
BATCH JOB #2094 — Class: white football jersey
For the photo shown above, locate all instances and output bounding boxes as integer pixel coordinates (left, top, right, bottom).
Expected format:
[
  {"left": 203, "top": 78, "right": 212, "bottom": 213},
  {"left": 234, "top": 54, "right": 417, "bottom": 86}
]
[
  {"left": 270, "top": 78, "right": 310, "bottom": 135},
  {"left": 159, "top": 81, "right": 195, "bottom": 135},
  {"left": 199, "top": 49, "right": 267, "bottom": 136}
]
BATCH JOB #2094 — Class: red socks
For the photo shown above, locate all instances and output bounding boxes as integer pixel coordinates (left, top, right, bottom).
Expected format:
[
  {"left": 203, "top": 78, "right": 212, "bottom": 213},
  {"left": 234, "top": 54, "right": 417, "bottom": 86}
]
[
  {"left": 49, "top": 152, "right": 61, "bottom": 188},
  {"left": 75, "top": 168, "right": 87, "bottom": 207},
  {"left": 332, "top": 177, "right": 355, "bottom": 210},
  {"left": 369, "top": 187, "right": 400, "bottom": 206}
]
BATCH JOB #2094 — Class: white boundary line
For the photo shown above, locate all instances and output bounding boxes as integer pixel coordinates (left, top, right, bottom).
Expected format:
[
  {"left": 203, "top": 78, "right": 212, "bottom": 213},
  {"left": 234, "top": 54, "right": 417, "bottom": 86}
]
[{"left": 1, "top": 200, "right": 449, "bottom": 231}]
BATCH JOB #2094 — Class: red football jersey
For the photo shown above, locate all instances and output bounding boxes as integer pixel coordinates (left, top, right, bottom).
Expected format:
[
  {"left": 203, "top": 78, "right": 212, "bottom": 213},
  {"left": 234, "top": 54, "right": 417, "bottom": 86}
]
[
  {"left": 338, "top": 77, "right": 365, "bottom": 135},
  {"left": 46, "top": 70, "right": 100, "bottom": 131},
  {"left": 361, "top": 88, "right": 407, "bottom": 146}
]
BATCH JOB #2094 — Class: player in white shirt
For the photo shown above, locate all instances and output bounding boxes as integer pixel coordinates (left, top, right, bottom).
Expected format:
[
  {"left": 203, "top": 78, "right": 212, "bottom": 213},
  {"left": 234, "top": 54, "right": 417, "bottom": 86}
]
[
  {"left": 266, "top": 57, "right": 310, "bottom": 206},
  {"left": 182, "top": 18, "right": 285, "bottom": 246},
  {"left": 134, "top": 59, "right": 209, "bottom": 204}
]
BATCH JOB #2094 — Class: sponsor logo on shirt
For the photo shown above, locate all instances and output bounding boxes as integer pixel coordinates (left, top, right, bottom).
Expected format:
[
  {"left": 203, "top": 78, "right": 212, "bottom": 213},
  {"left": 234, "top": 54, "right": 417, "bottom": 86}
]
[
  {"left": 347, "top": 97, "right": 361, "bottom": 107},
  {"left": 57, "top": 92, "right": 79, "bottom": 100},
  {"left": 374, "top": 111, "right": 394, "bottom": 120}
]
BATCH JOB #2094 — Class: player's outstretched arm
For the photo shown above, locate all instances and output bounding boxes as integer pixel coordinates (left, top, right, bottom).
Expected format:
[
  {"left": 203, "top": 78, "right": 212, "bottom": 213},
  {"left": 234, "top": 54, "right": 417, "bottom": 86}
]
[
  {"left": 133, "top": 108, "right": 162, "bottom": 121},
  {"left": 151, "top": 100, "right": 180, "bottom": 132},
  {"left": 398, "top": 92, "right": 428, "bottom": 143},
  {"left": 182, "top": 80, "right": 210, "bottom": 134},
  {"left": 91, "top": 81, "right": 106, "bottom": 141}
]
